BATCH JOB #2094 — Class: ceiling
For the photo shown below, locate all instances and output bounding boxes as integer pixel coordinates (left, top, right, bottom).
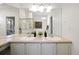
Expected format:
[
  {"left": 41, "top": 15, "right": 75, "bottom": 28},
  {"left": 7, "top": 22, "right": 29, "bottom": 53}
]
[
  {"left": 5, "top": 3, "right": 60, "bottom": 19},
  {"left": 6, "top": 3, "right": 32, "bottom": 8},
  {"left": 6, "top": 3, "right": 54, "bottom": 8}
]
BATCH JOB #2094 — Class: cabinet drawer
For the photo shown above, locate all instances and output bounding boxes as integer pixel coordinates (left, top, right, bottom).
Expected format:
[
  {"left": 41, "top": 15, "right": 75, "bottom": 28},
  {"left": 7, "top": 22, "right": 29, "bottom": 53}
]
[
  {"left": 25, "top": 43, "right": 41, "bottom": 55},
  {"left": 42, "top": 43, "right": 56, "bottom": 55},
  {"left": 56, "top": 43, "right": 72, "bottom": 55}
]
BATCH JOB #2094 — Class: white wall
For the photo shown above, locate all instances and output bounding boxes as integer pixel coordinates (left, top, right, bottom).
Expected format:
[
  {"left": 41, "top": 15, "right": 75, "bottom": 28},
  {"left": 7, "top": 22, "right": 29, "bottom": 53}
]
[
  {"left": 46, "top": 3, "right": 62, "bottom": 37},
  {"left": 51, "top": 8, "right": 62, "bottom": 36},
  {"left": 50, "top": 3, "right": 79, "bottom": 55},
  {"left": 0, "top": 4, "right": 19, "bottom": 36},
  {"left": 61, "top": 4, "right": 79, "bottom": 54}
]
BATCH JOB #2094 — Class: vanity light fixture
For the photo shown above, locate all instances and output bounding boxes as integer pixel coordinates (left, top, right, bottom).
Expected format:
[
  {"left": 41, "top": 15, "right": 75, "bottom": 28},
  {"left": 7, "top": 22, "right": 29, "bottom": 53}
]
[
  {"left": 41, "top": 17, "right": 46, "bottom": 19},
  {"left": 29, "top": 4, "right": 52, "bottom": 13}
]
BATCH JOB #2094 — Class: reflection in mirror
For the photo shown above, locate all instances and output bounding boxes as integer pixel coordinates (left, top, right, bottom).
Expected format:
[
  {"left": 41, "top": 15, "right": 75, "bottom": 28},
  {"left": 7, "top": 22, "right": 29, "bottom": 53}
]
[
  {"left": 19, "top": 18, "right": 34, "bottom": 36},
  {"left": 34, "top": 21, "right": 42, "bottom": 29},
  {"left": 6, "top": 17, "right": 15, "bottom": 35}
]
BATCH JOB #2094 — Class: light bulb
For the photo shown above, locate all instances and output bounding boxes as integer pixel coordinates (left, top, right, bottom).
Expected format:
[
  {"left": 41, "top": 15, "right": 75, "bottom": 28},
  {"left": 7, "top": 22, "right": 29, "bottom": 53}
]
[
  {"left": 46, "top": 6, "right": 52, "bottom": 12},
  {"left": 38, "top": 6, "right": 44, "bottom": 12},
  {"left": 41, "top": 17, "right": 46, "bottom": 19},
  {"left": 29, "top": 5, "right": 38, "bottom": 12}
]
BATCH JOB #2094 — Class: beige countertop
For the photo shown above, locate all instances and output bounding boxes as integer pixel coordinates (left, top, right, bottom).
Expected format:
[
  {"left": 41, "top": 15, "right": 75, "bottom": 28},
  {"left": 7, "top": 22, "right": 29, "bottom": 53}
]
[
  {"left": 0, "top": 38, "right": 9, "bottom": 47},
  {"left": 0, "top": 35, "right": 13, "bottom": 47},
  {"left": 10, "top": 36, "right": 72, "bottom": 43},
  {"left": 0, "top": 36, "right": 72, "bottom": 47}
]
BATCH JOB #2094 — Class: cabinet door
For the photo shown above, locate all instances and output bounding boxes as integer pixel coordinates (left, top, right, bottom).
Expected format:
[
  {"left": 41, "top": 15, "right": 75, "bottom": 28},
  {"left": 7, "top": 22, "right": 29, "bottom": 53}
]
[
  {"left": 11, "top": 43, "right": 25, "bottom": 55},
  {"left": 42, "top": 43, "right": 56, "bottom": 55},
  {"left": 25, "top": 43, "right": 41, "bottom": 55},
  {"left": 56, "top": 43, "right": 72, "bottom": 55}
]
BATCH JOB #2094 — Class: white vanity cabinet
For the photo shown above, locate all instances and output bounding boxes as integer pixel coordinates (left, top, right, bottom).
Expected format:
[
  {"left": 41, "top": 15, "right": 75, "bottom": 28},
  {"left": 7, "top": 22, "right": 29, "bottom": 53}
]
[
  {"left": 56, "top": 43, "right": 72, "bottom": 55},
  {"left": 10, "top": 42, "right": 72, "bottom": 55},
  {"left": 25, "top": 43, "right": 56, "bottom": 55},
  {"left": 41, "top": 43, "right": 56, "bottom": 55},
  {"left": 11, "top": 43, "right": 25, "bottom": 55},
  {"left": 25, "top": 43, "right": 41, "bottom": 55}
]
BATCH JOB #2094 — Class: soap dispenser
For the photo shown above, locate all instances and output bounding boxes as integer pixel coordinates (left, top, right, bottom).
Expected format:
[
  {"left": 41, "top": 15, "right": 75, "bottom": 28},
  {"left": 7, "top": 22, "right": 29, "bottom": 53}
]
[
  {"left": 34, "top": 31, "right": 36, "bottom": 37},
  {"left": 44, "top": 31, "right": 47, "bottom": 37}
]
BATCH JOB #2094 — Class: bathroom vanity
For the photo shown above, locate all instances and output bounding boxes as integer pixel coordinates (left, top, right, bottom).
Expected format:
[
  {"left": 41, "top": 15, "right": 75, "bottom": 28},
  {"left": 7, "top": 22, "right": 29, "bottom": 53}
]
[{"left": 10, "top": 36, "right": 72, "bottom": 55}]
